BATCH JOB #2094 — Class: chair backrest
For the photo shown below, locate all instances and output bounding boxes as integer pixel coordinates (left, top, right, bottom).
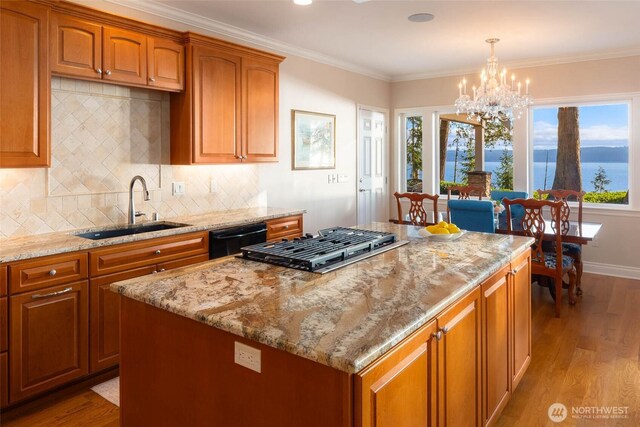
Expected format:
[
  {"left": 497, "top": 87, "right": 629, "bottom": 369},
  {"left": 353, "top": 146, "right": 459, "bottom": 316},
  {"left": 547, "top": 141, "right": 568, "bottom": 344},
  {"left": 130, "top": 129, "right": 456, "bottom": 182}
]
[
  {"left": 503, "top": 198, "right": 564, "bottom": 267},
  {"left": 394, "top": 191, "right": 439, "bottom": 226},
  {"left": 448, "top": 200, "right": 495, "bottom": 233},
  {"left": 447, "top": 185, "right": 485, "bottom": 200},
  {"left": 490, "top": 190, "right": 528, "bottom": 225},
  {"left": 536, "top": 189, "right": 585, "bottom": 235}
]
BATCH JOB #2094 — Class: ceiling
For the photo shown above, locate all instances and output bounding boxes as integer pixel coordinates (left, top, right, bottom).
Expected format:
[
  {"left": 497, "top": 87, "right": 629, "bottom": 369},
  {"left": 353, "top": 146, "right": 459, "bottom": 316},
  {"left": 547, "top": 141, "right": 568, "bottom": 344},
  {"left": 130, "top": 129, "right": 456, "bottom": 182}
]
[{"left": 111, "top": 1, "right": 640, "bottom": 81}]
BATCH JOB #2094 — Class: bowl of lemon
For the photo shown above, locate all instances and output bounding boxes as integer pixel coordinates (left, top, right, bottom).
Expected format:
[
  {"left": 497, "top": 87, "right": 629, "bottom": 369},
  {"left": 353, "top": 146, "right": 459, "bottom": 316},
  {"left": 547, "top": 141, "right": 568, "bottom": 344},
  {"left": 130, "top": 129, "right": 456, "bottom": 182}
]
[{"left": 419, "top": 221, "right": 465, "bottom": 241}]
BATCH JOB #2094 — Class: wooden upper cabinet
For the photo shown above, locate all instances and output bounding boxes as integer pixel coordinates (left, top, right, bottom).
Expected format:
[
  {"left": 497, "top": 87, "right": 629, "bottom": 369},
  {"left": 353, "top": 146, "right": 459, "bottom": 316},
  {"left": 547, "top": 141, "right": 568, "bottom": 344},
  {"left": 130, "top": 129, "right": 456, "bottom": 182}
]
[
  {"left": 192, "top": 45, "right": 242, "bottom": 163},
  {"left": 243, "top": 58, "right": 278, "bottom": 162},
  {"left": 102, "top": 26, "right": 147, "bottom": 85},
  {"left": 148, "top": 37, "right": 184, "bottom": 91},
  {"left": 0, "top": 1, "right": 50, "bottom": 168},
  {"left": 50, "top": 13, "right": 102, "bottom": 79}
]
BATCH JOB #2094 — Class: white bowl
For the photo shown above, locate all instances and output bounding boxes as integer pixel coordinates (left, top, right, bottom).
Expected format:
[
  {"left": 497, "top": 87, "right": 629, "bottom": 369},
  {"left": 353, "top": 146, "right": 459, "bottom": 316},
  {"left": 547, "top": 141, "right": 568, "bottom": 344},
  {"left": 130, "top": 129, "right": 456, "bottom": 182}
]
[{"left": 418, "top": 228, "right": 466, "bottom": 241}]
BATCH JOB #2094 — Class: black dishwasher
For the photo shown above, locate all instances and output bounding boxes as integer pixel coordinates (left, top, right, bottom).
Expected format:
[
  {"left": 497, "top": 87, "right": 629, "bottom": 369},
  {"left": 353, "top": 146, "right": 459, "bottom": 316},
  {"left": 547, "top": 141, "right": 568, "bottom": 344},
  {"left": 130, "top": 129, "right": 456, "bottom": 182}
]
[{"left": 209, "top": 223, "right": 267, "bottom": 259}]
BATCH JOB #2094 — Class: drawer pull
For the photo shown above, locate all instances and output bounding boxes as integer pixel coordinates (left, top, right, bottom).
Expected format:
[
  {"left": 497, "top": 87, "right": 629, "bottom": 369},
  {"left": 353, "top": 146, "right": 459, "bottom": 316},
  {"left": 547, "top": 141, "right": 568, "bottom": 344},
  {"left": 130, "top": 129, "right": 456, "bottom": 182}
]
[
  {"left": 159, "top": 268, "right": 165, "bottom": 272},
  {"left": 155, "top": 250, "right": 161, "bottom": 255},
  {"left": 31, "top": 287, "right": 72, "bottom": 299},
  {"left": 283, "top": 225, "right": 289, "bottom": 229},
  {"left": 49, "top": 269, "right": 57, "bottom": 277}
]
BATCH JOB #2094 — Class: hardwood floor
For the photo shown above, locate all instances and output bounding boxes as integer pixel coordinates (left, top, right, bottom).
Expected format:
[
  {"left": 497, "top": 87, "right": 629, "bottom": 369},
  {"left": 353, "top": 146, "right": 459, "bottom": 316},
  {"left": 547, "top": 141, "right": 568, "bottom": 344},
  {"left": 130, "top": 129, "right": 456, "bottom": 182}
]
[{"left": 1, "top": 273, "right": 638, "bottom": 426}]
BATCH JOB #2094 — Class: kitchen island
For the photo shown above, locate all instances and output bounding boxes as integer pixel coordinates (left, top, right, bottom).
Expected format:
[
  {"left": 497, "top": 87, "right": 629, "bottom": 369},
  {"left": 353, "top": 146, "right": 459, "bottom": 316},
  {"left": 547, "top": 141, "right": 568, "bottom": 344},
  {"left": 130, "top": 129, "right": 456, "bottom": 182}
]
[{"left": 113, "top": 223, "right": 533, "bottom": 426}]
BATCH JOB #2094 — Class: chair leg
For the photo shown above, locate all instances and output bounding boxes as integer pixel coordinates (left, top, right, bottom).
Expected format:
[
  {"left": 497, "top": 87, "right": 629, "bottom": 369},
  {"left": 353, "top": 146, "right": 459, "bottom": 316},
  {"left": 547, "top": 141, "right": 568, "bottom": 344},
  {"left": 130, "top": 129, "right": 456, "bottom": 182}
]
[
  {"left": 568, "top": 267, "right": 577, "bottom": 305},
  {"left": 555, "top": 274, "right": 563, "bottom": 318},
  {"left": 574, "top": 255, "right": 583, "bottom": 295}
]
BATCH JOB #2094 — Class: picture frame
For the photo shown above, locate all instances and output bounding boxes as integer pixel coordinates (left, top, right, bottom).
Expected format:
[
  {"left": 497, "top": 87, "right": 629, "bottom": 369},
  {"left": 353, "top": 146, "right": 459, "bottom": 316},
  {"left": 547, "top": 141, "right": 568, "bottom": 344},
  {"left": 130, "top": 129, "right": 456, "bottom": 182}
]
[{"left": 291, "top": 110, "right": 336, "bottom": 170}]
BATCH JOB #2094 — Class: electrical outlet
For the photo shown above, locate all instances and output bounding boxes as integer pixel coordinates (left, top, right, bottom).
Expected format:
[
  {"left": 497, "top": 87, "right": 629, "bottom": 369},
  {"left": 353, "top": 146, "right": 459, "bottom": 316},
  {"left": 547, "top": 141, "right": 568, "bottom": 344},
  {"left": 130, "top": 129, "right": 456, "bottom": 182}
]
[
  {"left": 172, "top": 182, "right": 185, "bottom": 196},
  {"left": 234, "top": 342, "right": 261, "bottom": 373},
  {"left": 210, "top": 178, "right": 218, "bottom": 193}
]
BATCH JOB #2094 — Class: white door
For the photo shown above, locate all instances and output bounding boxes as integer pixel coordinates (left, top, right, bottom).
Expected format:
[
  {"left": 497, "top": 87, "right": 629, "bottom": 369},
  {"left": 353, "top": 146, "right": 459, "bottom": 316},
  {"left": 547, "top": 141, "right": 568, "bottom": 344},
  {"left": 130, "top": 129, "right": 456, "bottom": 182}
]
[{"left": 357, "top": 107, "right": 388, "bottom": 225}]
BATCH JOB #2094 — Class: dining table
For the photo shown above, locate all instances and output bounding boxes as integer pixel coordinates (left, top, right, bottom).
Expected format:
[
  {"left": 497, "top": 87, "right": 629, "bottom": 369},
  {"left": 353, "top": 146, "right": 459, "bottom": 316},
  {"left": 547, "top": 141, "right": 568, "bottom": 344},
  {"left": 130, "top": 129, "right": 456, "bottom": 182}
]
[{"left": 495, "top": 219, "right": 602, "bottom": 245}]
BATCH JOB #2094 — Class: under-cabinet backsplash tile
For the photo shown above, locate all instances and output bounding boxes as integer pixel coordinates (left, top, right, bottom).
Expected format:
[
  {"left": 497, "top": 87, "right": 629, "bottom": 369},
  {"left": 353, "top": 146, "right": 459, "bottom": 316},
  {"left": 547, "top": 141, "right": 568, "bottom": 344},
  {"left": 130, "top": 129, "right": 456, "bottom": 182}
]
[{"left": 0, "top": 77, "right": 265, "bottom": 239}]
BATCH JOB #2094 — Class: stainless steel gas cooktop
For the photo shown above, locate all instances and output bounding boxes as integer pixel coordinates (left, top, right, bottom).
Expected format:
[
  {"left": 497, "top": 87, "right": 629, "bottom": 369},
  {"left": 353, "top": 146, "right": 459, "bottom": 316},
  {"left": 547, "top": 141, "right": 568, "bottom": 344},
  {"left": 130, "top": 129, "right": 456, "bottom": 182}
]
[{"left": 239, "top": 227, "right": 408, "bottom": 274}]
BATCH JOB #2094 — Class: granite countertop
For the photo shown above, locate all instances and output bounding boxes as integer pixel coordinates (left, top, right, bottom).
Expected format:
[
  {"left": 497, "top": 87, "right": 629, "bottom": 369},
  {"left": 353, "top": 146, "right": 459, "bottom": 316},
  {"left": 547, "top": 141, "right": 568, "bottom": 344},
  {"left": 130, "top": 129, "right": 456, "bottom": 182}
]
[
  {"left": 0, "top": 207, "right": 305, "bottom": 263},
  {"left": 112, "top": 222, "right": 534, "bottom": 374}
]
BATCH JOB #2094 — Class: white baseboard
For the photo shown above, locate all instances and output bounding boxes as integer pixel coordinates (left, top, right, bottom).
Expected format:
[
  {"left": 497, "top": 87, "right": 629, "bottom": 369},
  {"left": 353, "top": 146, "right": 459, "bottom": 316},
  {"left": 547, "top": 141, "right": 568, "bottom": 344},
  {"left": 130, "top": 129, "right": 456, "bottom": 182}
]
[{"left": 583, "top": 261, "right": 640, "bottom": 280}]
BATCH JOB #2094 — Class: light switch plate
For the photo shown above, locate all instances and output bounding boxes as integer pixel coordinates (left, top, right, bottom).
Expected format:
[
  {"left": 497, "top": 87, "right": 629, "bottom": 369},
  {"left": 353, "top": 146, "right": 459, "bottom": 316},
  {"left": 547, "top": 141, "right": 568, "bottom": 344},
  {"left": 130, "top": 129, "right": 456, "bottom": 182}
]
[
  {"left": 234, "top": 341, "right": 261, "bottom": 373},
  {"left": 172, "top": 182, "right": 185, "bottom": 195}
]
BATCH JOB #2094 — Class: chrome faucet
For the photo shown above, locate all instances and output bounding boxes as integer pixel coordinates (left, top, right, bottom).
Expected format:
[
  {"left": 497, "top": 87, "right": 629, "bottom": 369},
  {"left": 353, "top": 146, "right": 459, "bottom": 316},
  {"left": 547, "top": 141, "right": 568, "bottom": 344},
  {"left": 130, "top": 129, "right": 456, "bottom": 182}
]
[{"left": 128, "top": 175, "right": 151, "bottom": 225}]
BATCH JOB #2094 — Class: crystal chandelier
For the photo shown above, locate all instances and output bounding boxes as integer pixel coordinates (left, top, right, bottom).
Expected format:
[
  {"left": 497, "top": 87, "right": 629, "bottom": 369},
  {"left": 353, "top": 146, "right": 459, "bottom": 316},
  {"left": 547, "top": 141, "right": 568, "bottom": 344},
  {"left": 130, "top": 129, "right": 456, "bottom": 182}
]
[{"left": 455, "top": 38, "right": 533, "bottom": 122}]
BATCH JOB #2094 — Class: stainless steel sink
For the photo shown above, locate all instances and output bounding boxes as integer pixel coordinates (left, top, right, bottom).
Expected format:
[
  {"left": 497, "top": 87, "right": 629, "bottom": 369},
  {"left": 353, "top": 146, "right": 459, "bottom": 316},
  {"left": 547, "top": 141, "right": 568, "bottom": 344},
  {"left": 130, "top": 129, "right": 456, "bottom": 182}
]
[{"left": 75, "top": 222, "right": 190, "bottom": 240}]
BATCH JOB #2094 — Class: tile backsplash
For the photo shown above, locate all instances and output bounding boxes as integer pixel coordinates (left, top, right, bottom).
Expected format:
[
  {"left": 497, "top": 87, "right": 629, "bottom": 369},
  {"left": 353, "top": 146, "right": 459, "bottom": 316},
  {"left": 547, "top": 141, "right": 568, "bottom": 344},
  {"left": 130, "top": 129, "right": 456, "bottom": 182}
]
[{"left": 0, "top": 77, "right": 265, "bottom": 238}]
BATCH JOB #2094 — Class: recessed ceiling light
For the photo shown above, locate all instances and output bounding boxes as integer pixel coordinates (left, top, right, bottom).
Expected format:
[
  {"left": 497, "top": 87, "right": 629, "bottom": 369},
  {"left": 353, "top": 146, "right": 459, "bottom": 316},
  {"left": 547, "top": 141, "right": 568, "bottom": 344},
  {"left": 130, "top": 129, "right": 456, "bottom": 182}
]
[
  {"left": 293, "top": 0, "right": 312, "bottom": 5},
  {"left": 408, "top": 13, "right": 435, "bottom": 23}
]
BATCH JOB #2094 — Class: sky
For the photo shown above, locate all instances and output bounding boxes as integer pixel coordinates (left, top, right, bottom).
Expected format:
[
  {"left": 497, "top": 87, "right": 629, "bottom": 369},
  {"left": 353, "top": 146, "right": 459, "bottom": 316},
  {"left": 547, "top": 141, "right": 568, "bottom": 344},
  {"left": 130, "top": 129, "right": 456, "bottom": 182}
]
[{"left": 533, "top": 103, "right": 629, "bottom": 148}]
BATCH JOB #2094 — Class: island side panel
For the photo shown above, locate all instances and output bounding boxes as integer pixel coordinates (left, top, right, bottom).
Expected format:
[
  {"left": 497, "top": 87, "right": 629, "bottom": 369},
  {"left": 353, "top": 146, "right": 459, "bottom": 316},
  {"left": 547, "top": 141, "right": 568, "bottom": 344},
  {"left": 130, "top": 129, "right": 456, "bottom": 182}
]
[{"left": 119, "top": 296, "right": 353, "bottom": 427}]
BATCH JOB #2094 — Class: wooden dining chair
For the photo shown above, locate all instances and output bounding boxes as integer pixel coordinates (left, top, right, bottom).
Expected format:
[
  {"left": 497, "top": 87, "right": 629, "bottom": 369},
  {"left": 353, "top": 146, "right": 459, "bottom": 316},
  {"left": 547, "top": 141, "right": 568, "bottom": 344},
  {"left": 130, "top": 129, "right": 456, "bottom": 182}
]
[
  {"left": 394, "top": 192, "right": 439, "bottom": 226},
  {"left": 503, "top": 198, "right": 577, "bottom": 317},
  {"left": 446, "top": 184, "right": 485, "bottom": 221},
  {"left": 536, "top": 189, "right": 586, "bottom": 295}
]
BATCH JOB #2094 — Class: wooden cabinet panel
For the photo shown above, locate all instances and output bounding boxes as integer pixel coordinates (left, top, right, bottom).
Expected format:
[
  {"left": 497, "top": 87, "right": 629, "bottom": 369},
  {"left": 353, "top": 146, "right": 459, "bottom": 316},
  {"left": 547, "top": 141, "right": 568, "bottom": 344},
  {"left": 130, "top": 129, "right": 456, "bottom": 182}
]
[
  {"left": 192, "top": 45, "right": 242, "bottom": 163},
  {"left": 511, "top": 251, "right": 531, "bottom": 390},
  {"left": 90, "top": 266, "right": 155, "bottom": 372},
  {"left": 356, "top": 320, "right": 437, "bottom": 427},
  {"left": 0, "top": 297, "right": 7, "bottom": 353},
  {"left": 0, "top": 1, "right": 50, "bottom": 168},
  {"left": 103, "top": 26, "right": 147, "bottom": 85},
  {"left": 9, "top": 252, "right": 88, "bottom": 295},
  {"left": 10, "top": 281, "right": 88, "bottom": 403},
  {"left": 438, "top": 287, "right": 482, "bottom": 427},
  {"left": 89, "top": 232, "right": 208, "bottom": 277},
  {"left": 156, "top": 253, "right": 210, "bottom": 272},
  {"left": 482, "top": 267, "right": 511, "bottom": 427},
  {"left": 266, "top": 215, "right": 303, "bottom": 242},
  {"left": 148, "top": 37, "right": 184, "bottom": 91},
  {"left": 1, "top": 265, "right": 6, "bottom": 297},
  {"left": 1, "top": 352, "right": 7, "bottom": 408},
  {"left": 243, "top": 58, "right": 278, "bottom": 162},
  {"left": 50, "top": 13, "right": 102, "bottom": 79}
]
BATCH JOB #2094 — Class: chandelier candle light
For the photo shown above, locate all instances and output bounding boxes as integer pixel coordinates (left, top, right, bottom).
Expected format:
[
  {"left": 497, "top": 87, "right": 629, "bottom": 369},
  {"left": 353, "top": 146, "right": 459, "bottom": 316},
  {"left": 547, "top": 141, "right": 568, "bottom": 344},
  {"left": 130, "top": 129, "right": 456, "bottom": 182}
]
[{"left": 455, "top": 38, "right": 533, "bottom": 122}]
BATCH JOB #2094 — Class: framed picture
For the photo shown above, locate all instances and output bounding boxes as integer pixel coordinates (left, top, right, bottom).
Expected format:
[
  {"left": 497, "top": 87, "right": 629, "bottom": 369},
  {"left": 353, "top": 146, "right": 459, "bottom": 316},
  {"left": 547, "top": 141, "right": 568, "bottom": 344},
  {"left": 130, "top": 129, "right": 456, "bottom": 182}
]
[{"left": 291, "top": 110, "right": 336, "bottom": 170}]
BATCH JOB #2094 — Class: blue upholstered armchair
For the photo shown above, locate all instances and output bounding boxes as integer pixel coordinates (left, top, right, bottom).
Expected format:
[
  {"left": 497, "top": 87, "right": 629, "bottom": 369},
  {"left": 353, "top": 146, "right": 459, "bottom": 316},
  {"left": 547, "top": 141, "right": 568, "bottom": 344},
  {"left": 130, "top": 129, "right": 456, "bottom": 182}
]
[
  {"left": 490, "top": 190, "right": 528, "bottom": 228},
  {"left": 447, "top": 200, "right": 496, "bottom": 233}
]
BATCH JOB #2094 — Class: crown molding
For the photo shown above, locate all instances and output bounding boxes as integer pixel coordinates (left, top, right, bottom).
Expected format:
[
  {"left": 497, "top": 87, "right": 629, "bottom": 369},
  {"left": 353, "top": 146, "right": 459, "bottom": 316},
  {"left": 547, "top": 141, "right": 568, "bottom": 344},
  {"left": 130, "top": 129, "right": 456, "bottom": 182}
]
[
  {"left": 102, "top": 0, "right": 390, "bottom": 82},
  {"left": 391, "top": 47, "right": 640, "bottom": 82}
]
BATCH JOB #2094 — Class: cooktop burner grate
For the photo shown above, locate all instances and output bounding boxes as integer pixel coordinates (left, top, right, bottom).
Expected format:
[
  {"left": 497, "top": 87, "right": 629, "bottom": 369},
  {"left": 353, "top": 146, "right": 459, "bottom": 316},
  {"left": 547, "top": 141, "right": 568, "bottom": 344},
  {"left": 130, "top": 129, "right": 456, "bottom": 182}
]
[{"left": 240, "top": 227, "right": 405, "bottom": 273}]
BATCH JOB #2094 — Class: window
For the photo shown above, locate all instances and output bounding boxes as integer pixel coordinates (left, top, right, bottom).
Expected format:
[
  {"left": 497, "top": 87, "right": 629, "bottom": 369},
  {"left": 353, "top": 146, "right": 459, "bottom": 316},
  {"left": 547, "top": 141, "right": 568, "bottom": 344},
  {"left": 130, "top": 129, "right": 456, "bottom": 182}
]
[
  {"left": 532, "top": 103, "right": 629, "bottom": 205},
  {"left": 404, "top": 115, "right": 423, "bottom": 192},
  {"left": 439, "top": 117, "right": 513, "bottom": 193}
]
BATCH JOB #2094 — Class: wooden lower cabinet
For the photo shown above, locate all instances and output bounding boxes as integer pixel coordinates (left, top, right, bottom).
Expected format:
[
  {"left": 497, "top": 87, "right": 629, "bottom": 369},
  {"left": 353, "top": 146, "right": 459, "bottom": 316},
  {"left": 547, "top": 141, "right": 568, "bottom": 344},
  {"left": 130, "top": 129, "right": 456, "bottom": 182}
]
[
  {"left": 1, "top": 352, "right": 7, "bottom": 408},
  {"left": 90, "top": 266, "right": 156, "bottom": 372},
  {"left": 355, "top": 320, "right": 437, "bottom": 427},
  {"left": 510, "top": 251, "right": 532, "bottom": 390},
  {"left": 437, "top": 287, "right": 483, "bottom": 427},
  {"left": 266, "top": 214, "right": 303, "bottom": 242},
  {"left": 9, "top": 281, "right": 88, "bottom": 403}
]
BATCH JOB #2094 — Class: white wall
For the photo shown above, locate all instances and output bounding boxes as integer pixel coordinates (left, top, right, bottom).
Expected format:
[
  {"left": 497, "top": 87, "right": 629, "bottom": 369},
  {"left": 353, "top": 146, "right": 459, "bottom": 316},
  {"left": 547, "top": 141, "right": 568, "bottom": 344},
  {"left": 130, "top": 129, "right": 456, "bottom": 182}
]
[
  {"left": 391, "top": 56, "right": 640, "bottom": 277},
  {"left": 260, "top": 56, "right": 390, "bottom": 233}
]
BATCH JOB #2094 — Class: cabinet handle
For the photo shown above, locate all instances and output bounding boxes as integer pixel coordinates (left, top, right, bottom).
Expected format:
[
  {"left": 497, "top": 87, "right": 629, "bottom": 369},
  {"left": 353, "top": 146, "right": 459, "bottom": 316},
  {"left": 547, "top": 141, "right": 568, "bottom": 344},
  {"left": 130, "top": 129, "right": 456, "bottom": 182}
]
[
  {"left": 511, "top": 268, "right": 519, "bottom": 275},
  {"left": 432, "top": 330, "right": 443, "bottom": 341},
  {"left": 235, "top": 155, "right": 242, "bottom": 159},
  {"left": 31, "top": 287, "right": 72, "bottom": 299},
  {"left": 283, "top": 225, "right": 289, "bottom": 229},
  {"left": 159, "top": 268, "right": 165, "bottom": 272},
  {"left": 149, "top": 77, "right": 156, "bottom": 82},
  {"left": 155, "top": 250, "right": 161, "bottom": 255},
  {"left": 49, "top": 269, "right": 57, "bottom": 276},
  {"left": 152, "top": 270, "right": 158, "bottom": 274},
  {"left": 105, "top": 70, "right": 112, "bottom": 76},
  {"left": 96, "top": 68, "right": 102, "bottom": 74}
]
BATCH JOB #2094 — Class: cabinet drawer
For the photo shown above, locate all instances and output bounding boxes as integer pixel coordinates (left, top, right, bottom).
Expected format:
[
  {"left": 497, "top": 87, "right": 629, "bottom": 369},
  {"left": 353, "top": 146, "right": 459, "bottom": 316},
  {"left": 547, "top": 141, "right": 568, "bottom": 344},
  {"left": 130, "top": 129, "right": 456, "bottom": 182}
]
[
  {"left": 0, "top": 297, "right": 6, "bottom": 353},
  {"left": 157, "top": 254, "right": 210, "bottom": 272},
  {"left": 9, "top": 252, "right": 88, "bottom": 294},
  {"left": 266, "top": 215, "right": 303, "bottom": 241},
  {"left": 1, "top": 265, "right": 6, "bottom": 297},
  {"left": 90, "top": 232, "right": 208, "bottom": 277}
]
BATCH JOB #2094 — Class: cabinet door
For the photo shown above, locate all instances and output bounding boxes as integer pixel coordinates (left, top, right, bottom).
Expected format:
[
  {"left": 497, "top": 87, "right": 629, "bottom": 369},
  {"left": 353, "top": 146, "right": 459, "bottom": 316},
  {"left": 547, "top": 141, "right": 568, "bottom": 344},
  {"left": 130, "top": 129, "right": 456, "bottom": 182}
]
[
  {"left": 356, "top": 320, "right": 437, "bottom": 427},
  {"left": 242, "top": 58, "right": 278, "bottom": 162},
  {"left": 192, "top": 45, "right": 242, "bottom": 163},
  {"left": 148, "top": 37, "right": 184, "bottom": 91},
  {"left": 481, "top": 268, "right": 511, "bottom": 427},
  {"left": 90, "top": 266, "right": 156, "bottom": 373},
  {"left": 1, "top": 352, "right": 7, "bottom": 408},
  {"left": 437, "top": 287, "right": 482, "bottom": 427},
  {"left": 50, "top": 13, "right": 102, "bottom": 79},
  {"left": 10, "top": 281, "right": 88, "bottom": 403},
  {"left": 0, "top": 297, "right": 6, "bottom": 353},
  {"left": 0, "top": 1, "right": 50, "bottom": 168},
  {"left": 102, "top": 26, "right": 147, "bottom": 85},
  {"left": 510, "top": 251, "right": 531, "bottom": 390}
]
